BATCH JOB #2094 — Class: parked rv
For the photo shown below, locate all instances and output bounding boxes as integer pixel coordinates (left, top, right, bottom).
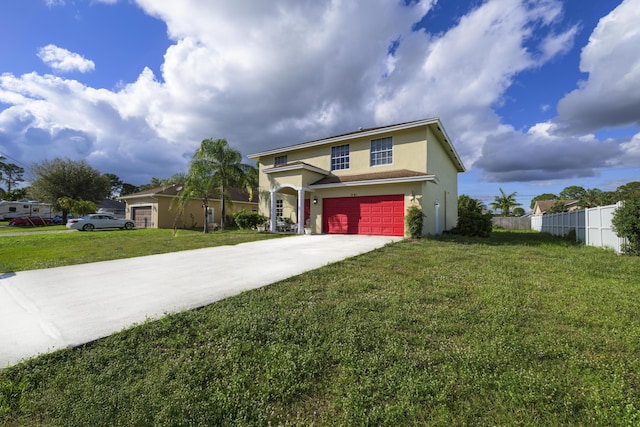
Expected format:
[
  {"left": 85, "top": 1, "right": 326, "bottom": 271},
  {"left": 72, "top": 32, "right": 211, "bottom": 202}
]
[{"left": 0, "top": 200, "right": 54, "bottom": 220}]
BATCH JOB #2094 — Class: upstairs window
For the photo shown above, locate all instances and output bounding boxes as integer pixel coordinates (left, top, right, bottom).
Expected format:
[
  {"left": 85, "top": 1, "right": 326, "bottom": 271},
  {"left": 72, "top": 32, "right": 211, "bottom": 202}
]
[
  {"left": 370, "top": 137, "right": 393, "bottom": 166},
  {"left": 331, "top": 144, "right": 350, "bottom": 170},
  {"left": 274, "top": 155, "right": 288, "bottom": 166}
]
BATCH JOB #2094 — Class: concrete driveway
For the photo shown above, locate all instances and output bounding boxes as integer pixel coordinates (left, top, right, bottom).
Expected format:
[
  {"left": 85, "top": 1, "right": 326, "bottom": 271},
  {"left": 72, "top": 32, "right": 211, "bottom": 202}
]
[{"left": 0, "top": 234, "right": 402, "bottom": 368}]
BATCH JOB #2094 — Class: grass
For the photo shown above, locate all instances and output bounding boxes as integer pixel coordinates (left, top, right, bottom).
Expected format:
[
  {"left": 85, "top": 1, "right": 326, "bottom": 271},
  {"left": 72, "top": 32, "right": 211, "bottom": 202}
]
[
  {"left": 0, "top": 228, "right": 285, "bottom": 273},
  {"left": 1, "top": 230, "right": 640, "bottom": 425},
  {"left": 0, "top": 224, "right": 67, "bottom": 233}
]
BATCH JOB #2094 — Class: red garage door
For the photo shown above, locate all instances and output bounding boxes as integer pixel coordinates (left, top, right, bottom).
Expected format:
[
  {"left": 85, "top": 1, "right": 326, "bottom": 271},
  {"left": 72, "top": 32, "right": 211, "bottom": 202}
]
[{"left": 323, "top": 195, "right": 404, "bottom": 236}]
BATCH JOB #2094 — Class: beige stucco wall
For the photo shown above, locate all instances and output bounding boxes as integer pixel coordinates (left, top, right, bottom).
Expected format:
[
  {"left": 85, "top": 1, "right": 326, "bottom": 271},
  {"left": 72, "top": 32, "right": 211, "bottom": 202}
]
[
  {"left": 424, "top": 127, "right": 459, "bottom": 233},
  {"left": 169, "top": 199, "right": 258, "bottom": 228},
  {"left": 125, "top": 196, "right": 257, "bottom": 229},
  {"left": 259, "top": 128, "right": 428, "bottom": 178}
]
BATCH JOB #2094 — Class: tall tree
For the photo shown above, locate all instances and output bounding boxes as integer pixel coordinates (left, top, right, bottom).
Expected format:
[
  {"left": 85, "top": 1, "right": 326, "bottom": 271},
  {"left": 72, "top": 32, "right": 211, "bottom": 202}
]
[
  {"left": 617, "top": 181, "right": 640, "bottom": 200},
  {"left": 138, "top": 177, "right": 165, "bottom": 192},
  {"left": 120, "top": 183, "right": 140, "bottom": 196},
  {"left": 491, "top": 188, "right": 521, "bottom": 217},
  {"left": 598, "top": 191, "right": 620, "bottom": 206},
  {"left": 547, "top": 200, "right": 569, "bottom": 214},
  {"left": 176, "top": 165, "right": 215, "bottom": 233},
  {"left": 0, "top": 162, "right": 25, "bottom": 192},
  {"left": 4, "top": 188, "right": 28, "bottom": 201},
  {"left": 29, "top": 158, "right": 110, "bottom": 222},
  {"left": 578, "top": 188, "right": 603, "bottom": 208},
  {"left": 559, "top": 185, "right": 586, "bottom": 201},
  {"left": 0, "top": 155, "right": 5, "bottom": 190},
  {"left": 103, "top": 173, "right": 124, "bottom": 198},
  {"left": 187, "top": 138, "right": 255, "bottom": 231}
]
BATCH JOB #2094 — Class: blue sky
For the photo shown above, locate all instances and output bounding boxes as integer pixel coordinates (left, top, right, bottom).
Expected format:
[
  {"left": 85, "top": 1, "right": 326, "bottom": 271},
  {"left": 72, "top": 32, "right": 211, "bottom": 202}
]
[{"left": 1, "top": 0, "right": 639, "bottom": 210}]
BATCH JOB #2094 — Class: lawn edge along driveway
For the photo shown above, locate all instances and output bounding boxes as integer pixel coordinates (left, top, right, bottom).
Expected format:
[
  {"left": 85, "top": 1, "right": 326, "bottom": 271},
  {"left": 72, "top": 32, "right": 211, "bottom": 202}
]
[{"left": 0, "top": 234, "right": 402, "bottom": 368}]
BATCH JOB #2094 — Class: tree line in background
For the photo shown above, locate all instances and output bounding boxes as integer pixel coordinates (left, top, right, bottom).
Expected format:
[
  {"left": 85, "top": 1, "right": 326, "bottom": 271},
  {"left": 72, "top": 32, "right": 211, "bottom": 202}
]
[
  {"left": 3, "top": 138, "right": 257, "bottom": 232},
  {"left": 529, "top": 182, "right": 640, "bottom": 213},
  {"left": 458, "top": 182, "right": 640, "bottom": 255},
  {"left": 461, "top": 182, "right": 640, "bottom": 219}
]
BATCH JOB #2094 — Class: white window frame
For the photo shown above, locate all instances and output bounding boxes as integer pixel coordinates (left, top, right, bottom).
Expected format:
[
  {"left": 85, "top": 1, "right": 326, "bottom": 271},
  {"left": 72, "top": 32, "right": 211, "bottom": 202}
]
[
  {"left": 331, "top": 144, "right": 350, "bottom": 171},
  {"left": 370, "top": 137, "right": 393, "bottom": 166},
  {"left": 276, "top": 199, "right": 283, "bottom": 219},
  {"left": 274, "top": 155, "right": 288, "bottom": 166}
]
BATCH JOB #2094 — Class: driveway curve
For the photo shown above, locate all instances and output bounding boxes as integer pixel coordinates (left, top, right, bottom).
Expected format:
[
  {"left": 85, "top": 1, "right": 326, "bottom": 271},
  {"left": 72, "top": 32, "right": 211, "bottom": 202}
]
[{"left": 0, "top": 234, "right": 402, "bottom": 368}]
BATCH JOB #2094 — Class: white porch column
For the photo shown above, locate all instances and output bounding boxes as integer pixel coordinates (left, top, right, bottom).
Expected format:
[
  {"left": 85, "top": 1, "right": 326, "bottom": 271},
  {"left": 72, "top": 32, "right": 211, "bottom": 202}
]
[
  {"left": 297, "top": 188, "right": 305, "bottom": 234},
  {"left": 270, "top": 189, "right": 277, "bottom": 232}
]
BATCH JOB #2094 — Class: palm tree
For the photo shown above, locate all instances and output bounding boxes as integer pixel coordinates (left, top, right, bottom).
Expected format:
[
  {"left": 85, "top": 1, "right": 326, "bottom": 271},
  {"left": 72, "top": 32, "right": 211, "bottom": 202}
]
[
  {"left": 180, "top": 138, "right": 255, "bottom": 232},
  {"left": 458, "top": 194, "right": 485, "bottom": 214},
  {"left": 490, "top": 188, "right": 521, "bottom": 217}
]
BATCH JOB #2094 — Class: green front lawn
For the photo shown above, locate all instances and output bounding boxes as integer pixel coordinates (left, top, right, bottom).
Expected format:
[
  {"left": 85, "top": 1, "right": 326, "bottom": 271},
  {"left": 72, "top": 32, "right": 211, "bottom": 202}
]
[
  {"left": 0, "top": 224, "right": 67, "bottom": 233},
  {"left": 0, "top": 228, "right": 285, "bottom": 273},
  {"left": 1, "top": 230, "right": 640, "bottom": 425}
]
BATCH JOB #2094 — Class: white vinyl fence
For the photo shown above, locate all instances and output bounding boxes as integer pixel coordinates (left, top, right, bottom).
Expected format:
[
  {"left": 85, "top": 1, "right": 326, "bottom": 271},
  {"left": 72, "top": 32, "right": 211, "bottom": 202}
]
[{"left": 531, "top": 202, "right": 627, "bottom": 253}]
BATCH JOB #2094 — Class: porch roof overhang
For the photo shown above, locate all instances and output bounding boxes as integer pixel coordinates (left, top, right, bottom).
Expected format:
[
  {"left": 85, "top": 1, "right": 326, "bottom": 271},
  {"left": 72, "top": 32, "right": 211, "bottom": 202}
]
[
  {"left": 263, "top": 161, "right": 329, "bottom": 176},
  {"left": 309, "top": 169, "right": 438, "bottom": 189}
]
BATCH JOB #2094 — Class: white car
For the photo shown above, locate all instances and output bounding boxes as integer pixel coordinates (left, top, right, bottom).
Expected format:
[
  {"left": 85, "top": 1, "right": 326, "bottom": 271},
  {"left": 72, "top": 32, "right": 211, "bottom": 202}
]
[{"left": 66, "top": 214, "right": 135, "bottom": 231}]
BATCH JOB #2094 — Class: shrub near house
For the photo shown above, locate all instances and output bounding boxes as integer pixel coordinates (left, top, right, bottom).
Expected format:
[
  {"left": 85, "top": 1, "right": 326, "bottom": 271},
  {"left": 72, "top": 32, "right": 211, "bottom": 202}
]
[
  {"left": 234, "top": 211, "right": 267, "bottom": 230},
  {"left": 454, "top": 194, "right": 492, "bottom": 237},
  {"left": 612, "top": 195, "right": 640, "bottom": 255}
]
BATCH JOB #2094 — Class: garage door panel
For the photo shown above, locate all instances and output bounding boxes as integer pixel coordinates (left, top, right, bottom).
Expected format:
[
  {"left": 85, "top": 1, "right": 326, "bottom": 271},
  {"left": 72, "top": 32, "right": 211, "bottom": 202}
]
[
  {"left": 323, "top": 195, "right": 404, "bottom": 236},
  {"left": 132, "top": 207, "right": 152, "bottom": 228}
]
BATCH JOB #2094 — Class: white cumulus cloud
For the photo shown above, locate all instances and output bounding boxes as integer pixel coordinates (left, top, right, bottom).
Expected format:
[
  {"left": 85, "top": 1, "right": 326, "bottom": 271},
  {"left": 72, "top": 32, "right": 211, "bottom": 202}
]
[
  {"left": 554, "top": 0, "right": 640, "bottom": 133},
  {"left": 37, "top": 44, "right": 96, "bottom": 73},
  {"left": 1, "top": 0, "right": 636, "bottom": 187}
]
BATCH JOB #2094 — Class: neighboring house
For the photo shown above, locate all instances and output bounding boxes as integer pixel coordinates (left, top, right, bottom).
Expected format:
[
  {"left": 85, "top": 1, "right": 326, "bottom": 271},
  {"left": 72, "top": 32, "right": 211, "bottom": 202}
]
[
  {"left": 247, "top": 118, "right": 465, "bottom": 237},
  {"left": 97, "top": 199, "right": 126, "bottom": 218},
  {"left": 532, "top": 200, "right": 579, "bottom": 216},
  {"left": 120, "top": 184, "right": 258, "bottom": 229}
]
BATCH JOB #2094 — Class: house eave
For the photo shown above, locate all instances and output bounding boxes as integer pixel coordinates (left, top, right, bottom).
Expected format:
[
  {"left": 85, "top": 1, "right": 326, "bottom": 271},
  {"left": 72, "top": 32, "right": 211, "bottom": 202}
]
[
  {"left": 264, "top": 163, "right": 330, "bottom": 176},
  {"left": 310, "top": 174, "right": 437, "bottom": 189}
]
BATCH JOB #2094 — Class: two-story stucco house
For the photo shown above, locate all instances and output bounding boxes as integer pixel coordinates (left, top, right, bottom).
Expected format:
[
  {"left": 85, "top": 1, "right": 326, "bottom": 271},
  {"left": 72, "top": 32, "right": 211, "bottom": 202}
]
[{"left": 247, "top": 118, "right": 465, "bottom": 237}]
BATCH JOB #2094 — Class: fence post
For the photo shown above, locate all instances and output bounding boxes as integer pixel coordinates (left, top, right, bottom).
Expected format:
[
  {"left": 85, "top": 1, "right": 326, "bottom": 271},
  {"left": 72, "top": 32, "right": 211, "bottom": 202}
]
[
  {"left": 585, "top": 206, "right": 590, "bottom": 246},
  {"left": 599, "top": 205, "right": 604, "bottom": 249}
]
